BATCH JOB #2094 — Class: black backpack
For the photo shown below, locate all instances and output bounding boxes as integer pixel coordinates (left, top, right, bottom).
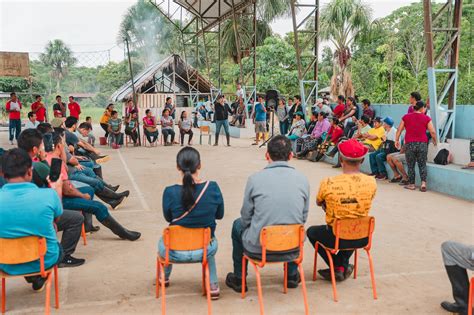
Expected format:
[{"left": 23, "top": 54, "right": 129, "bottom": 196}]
[{"left": 434, "top": 149, "right": 450, "bottom": 165}]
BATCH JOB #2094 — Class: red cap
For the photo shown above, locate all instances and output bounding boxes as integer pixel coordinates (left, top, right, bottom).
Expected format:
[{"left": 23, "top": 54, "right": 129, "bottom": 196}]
[{"left": 338, "top": 139, "right": 368, "bottom": 160}]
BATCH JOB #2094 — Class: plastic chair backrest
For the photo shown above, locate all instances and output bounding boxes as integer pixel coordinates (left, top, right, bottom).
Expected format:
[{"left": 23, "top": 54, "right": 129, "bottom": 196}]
[
  {"left": 259, "top": 224, "right": 305, "bottom": 265},
  {"left": 333, "top": 216, "right": 375, "bottom": 250},
  {"left": 163, "top": 226, "right": 211, "bottom": 264},
  {"left": 200, "top": 126, "right": 210, "bottom": 134},
  {"left": 0, "top": 236, "right": 48, "bottom": 276}
]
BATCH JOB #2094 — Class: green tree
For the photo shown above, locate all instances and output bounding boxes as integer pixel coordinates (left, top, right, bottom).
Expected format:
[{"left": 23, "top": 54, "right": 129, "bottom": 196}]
[
  {"left": 39, "top": 39, "right": 76, "bottom": 93},
  {"left": 320, "top": 0, "right": 372, "bottom": 99}
]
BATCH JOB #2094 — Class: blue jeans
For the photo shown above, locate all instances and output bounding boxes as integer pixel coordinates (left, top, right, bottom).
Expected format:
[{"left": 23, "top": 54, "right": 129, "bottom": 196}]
[
  {"left": 69, "top": 167, "right": 104, "bottom": 192},
  {"left": 62, "top": 185, "right": 109, "bottom": 221},
  {"left": 9, "top": 119, "right": 21, "bottom": 141},
  {"left": 369, "top": 149, "right": 387, "bottom": 175},
  {"left": 231, "top": 219, "right": 298, "bottom": 278},
  {"left": 279, "top": 121, "right": 289, "bottom": 135},
  {"left": 158, "top": 238, "right": 218, "bottom": 285},
  {"left": 215, "top": 120, "right": 229, "bottom": 136}
]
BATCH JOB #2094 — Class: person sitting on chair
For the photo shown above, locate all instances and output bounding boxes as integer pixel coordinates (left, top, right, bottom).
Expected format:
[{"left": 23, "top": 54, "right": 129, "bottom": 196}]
[
  {"left": 107, "top": 111, "right": 122, "bottom": 148},
  {"left": 178, "top": 111, "right": 193, "bottom": 146},
  {"left": 161, "top": 108, "right": 176, "bottom": 146},
  {"left": 307, "top": 139, "right": 377, "bottom": 281},
  {"left": 125, "top": 110, "right": 139, "bottom": 146},
  {"left": 143, "top": 109, "right": 159, "bottom": 145},
  {"left": 159, "top": 147, "right": 224, "bottom": 299},
  {"left": 225, "top": 135, "right": 310, "bottom": 292}
]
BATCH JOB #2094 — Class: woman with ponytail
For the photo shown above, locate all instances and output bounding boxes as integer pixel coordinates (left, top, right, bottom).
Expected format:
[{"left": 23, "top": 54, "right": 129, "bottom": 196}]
[{"left": 158, "top": 147, "right": 224, "bottom": 299}]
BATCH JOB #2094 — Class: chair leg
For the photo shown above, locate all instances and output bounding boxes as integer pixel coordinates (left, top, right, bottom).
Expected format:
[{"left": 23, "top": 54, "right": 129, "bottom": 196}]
[
  {"left": 468, "top": 277, "right": 473, "bottom": 315},
  {"left": 313, "top": 243, "right": 319, "bottom": 281},
  {"left": 202, "top": 264, "right": 206, "bottom": 296},
  {"left": 365, "top": 249, "right": 377, "bottom": 299},
  {"left": 283, "top": 262, "right": 288, "bottom": 294},
  {"left": 252, "top": 263, "right": 265, "bottom": 315},
  {"left": 156, "top": 258, "right": 160, "bottom": 298},
  {"left": 1, "top": 277, "right": 6, "bottom": 314},
  {"left": 205, "top": 264, "right": 212, "bottom": 315},
  {"left": 81, "top": 223, "right": 87, "bottom": 246},
  {"left": 298, "top": 263, "right": 310, "bottom": 315},
  {"left": 45, "top": 272, "right": 53, "bottom": 315},
  {"left": 160, "top": 264, "right": 166, "bottom": 315},
  {"left": 54, "top": 267, "right": 59, "bottom": 309},
  {"left": 326, "top": 249, "right": 338, "bottom": 302},
  {"left": 241, "top": 256, "right": 247, "bottom": 299},
  {"left": 353, "top": 249, "right": 358, "bottom": 279}
]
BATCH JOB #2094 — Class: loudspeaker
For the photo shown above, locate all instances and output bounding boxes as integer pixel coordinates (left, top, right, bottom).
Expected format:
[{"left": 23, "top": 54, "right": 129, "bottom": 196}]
[{"left": 265, "top": 89, "right": 279, "bottom": 110}]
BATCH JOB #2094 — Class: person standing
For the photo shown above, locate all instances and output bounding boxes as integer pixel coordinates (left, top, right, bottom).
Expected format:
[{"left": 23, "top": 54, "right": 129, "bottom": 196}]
[
  {"left": 125, "top": 99, "right": 138, "bottom": 119},
  {"left": 5, "top": 92, "right": 22, "bottom": 145},
  {"left": 395, "top": 101, "right": 437, "bottom": 192},
  {"left": 159, "top": 147, "right": 224, "bottom": 298},
  {"left": 252, "top": 95, "right": 267, "bottom": 145},
  {"left": 53, "top": 95, "right": 67, "bottom": 118},
  {"left": 361, "top": 99, "right": 375, "bottom": 123},
  {"left": 276, "top": 98, "right": 289, "bottom": 136},
  {"left": 213, "top": 95, "right": 232, "bottom": 146},
  {"left": 307, "top": 139, "right": 377, "bottom": 281},
  {"left": 68, "top": 96, "right": 81, "bottom": 119},
  {"left": 178, "top": 111, "right": 193, "bottom": 146},
  {"left": 225, "top": 136, "right": 310, "bottom": 291},
  {"left": 161, "top": 108, "right": 176, "bottom": 146},
  {"left": 31, "top": 95, "right": 46, "bottom": 123},
  {"left": 236, "top": 83, "right": 244, "bottom": 104},
  {"left": 288, "top": 95, "right": 303, "bottom": 126},
  {"left": 100, "top": 104, "right": 114, "bottom": 138},
  {"left": 164, "top": 97, "right": 176, "bottom": 119},
  {"left": 407, "top": 92, "right": 422, "bottom": 113}
]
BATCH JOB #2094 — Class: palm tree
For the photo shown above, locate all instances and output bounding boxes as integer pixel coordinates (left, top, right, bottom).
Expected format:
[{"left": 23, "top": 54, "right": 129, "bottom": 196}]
[
  {"left": 320, "top": 0, "right": 372, "bottom": 99},
  {"left": 40, "top": 39, "right": 76, "bottom": 93}
]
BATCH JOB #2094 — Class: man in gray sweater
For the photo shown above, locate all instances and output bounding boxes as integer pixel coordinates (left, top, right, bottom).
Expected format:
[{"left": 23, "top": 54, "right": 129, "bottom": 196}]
[{"left": 226, "top": 135, "right": 310, "bottom": 292}]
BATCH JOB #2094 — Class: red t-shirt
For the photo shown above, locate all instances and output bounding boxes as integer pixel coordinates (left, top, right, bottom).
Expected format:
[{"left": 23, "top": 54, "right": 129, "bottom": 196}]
[
  {"left": 333, "top": 104, "right": 345, "bottom": 118},
  {"left": 31, "top": 101, "right": 46, "bottom": 122},
  {"left": 402, "top": 112, "right": 432, "bottom": 143},
  {"left": 6, "top": 100, "right": 22, "bottom": 120},
  {"left": 328, "top": 125, "right": 344, "bottom": 143},
  {"left": 68, "top": 102, "right": 81, "bottom": 118}
]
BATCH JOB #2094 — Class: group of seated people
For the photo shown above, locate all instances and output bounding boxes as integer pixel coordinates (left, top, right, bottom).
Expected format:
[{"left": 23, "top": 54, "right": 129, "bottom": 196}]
[
  {"left": 0, "top": 118, "right": 141, "bottom": 291},
  {"left": 99, "top": 102, "right": 194, "bottom": 148}
]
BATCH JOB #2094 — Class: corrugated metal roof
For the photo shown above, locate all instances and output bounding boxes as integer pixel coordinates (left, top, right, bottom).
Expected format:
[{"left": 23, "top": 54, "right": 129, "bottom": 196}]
[{"left": 110, "top": 54, "right": 213, "bottom": 102}]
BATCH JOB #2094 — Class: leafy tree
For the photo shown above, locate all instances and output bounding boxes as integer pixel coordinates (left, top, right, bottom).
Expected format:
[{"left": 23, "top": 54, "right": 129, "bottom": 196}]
[{"left": 39, "top": 39, "right": 76, "bottom": 93}]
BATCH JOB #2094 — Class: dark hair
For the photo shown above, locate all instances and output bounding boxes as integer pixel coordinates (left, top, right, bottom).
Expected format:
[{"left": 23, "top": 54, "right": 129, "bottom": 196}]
[
  {"left": 65, "top": 116, "right": 78, "bottom": 128},
  {"left": 288, "top": 97, "right": 294, "bottom": 101},
  {"left": 35, "top": 94, "right": 41, "bottom": 100},
  {"left": 69, "top": 95, "right": 74, "bottom": 100},
  {"left": 56, "top": 95, "right": 61, "bottom": 99},
  {"left": 331, "top": 117, "right": 340, "bottom": 125},
  {"left": 107, "top": 103, "right": 114, "bottom": 110},
  {"left": 162, "top": 108, "right": 170, "bottom": 115},
  {"left": 37, "top": 123, "right": 53, "bottom": 135},
  {"left": 180, "top": 111, "right": 187, "bottom": 120},
  {"left": 111, "top": 110, "right": 118, "bottom": 116},
  {"left": 166, "top": 97, "right": 172, "bottom": 102},
  {"left": 311, "top": 111, "right": 318, "bottom": 118},
  {"left": 360, "top": 115, "right": 371, "bottom": 124},
  {"left": 410, "top": 92, "right": 422, "bottom": 102},
  {"left": 85, "top": 116, "right": 91, "bottom": 121},
  {"left": 318, "top": 112, "right": 328, "bottom": 119},
  {"left": 18, "top": 129, "right": 43, "bottom": 153},
  {"left": 414, "top": 101, "right": 425, "bottom": 111},
  {"left": 2, "top": 148, "right": 33, "bottom": 179},
  {"left": 267, "top": 135, "right": 292, "bottom": 161},
  {"left": 27, "top": 111, "right": 35, "bottom": 119},
  {"left": 362, "top": 99, "right": 371, "bottom": 106},
  {"left": 2, "top": 148, "right": 32, "bottom": 179},
  {"left": 294, "top": 95, "right": 301, "bottom": 101},
  {"left": 176, "top": 147, "right": 201, "bottom": 211},
  {"left": 373, "top": 116, "right": 382, "bottom": 123},
  {"left": 78, "top": 122, "right": 92, "bottom": 130},
  {"left": 145, "top": 109, "right": 151, "bottom": 114},
  {"left": 348, "top": 96, "right": 356, "bottom": 106},
  {"left": 337, "top": 95, "right": 345, "bottom": 102},
  {"left": 52, "top": 129, "right": 64, "bottom": 149},
  {"left": 10, "top": 92, "right": 16, "bottom": 97}
]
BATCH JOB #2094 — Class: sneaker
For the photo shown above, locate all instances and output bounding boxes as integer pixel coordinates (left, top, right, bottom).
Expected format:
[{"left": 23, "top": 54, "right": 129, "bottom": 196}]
[
  {"left": 95, "top": 155, "right": 110, "bottom": 164},
  {"left": 59, "top": 255, "right": 86, "bottom": 268},
  {"left": 158, "top": 277, "right": 170, "bottom": 288},
  {"left": 376, "top": 174, "right": 387, "bottom": 180},
  {"left": 32, "top": 277, "right": 47, "bottom": 292},
  {"left": 85, "top": 225, "right": 100, "bottom": 233},
  {"left": 210, "top": 283, "right": 220, "bottom": 300},
  {"left": 317, "top": 268, "right": 345, "bottom": 282},
  {"left": 225, "top": 272, "right": 247, "bottom": 293},
  {"left": 287, "top": 271, "right": 301, "bottom": 289}
]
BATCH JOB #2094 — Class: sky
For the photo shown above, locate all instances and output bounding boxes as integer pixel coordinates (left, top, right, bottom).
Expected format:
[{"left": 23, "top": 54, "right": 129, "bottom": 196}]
[{"left": 0, "top": 0, "right": 419, "bottom": 65}]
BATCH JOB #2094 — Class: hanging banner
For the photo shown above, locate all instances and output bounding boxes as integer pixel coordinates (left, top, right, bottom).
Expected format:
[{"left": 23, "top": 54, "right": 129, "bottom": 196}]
[{"left": 0, "top": 52, "right": 30, "bottom": 77}]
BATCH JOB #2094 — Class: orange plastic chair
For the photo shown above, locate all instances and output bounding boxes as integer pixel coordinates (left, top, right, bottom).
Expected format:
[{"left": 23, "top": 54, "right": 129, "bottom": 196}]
[
  {"left": 156, "top": 226, "right": 212, "bottom": 315},
  {"left": 312, "top": 216, "right": 377, "bottom": 302},
  {"left": 0, "top": 236, "right": 59, "bottom": 314},
  {"left": 468, "top": 276, "right": 473, "bottom": 315},
  {"left": 199, "top": 126, "right": 212, "bottom": 145},
  {"left": 80, "top": 223, "right": 87, "bottom": 246},
  {"left": 242, "top": 225, "right": 309, "bottom": 315}
]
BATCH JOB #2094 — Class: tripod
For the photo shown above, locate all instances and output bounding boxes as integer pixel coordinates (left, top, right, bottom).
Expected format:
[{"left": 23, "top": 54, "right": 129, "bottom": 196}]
[{"left": 259, "top": 108, "right": 276, "bottom": 147}]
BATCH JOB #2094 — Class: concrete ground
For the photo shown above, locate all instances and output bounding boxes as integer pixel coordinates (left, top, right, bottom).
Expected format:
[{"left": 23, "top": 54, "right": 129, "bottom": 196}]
[{"left": 1, "top": 135, "right": 473, "bottom": 315}]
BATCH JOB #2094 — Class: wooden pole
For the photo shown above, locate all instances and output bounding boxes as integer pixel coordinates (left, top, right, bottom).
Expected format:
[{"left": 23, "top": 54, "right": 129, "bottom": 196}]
[{"left": 125, "top": 37, "right": 141, "bottom": 145}]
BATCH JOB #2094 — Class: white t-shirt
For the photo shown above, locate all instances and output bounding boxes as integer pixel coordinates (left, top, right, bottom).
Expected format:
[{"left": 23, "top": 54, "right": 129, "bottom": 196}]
[
  {"left": 25, "top": 120, "right": 39, "bottom": 129},
  {"left": 236, "top": 88, "right": 244, "bottom": 99},
  {"left": 385, "top": 127, "right": 397, "bottom": 141},
  {"left": 9, "top": 101, "right": 21, "bottom": 111}
]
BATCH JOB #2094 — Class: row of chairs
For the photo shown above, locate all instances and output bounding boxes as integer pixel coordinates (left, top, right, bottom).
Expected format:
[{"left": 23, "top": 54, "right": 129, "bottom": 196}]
[{"left": 123, "top": 126, "right": 213, "bottom": 148}]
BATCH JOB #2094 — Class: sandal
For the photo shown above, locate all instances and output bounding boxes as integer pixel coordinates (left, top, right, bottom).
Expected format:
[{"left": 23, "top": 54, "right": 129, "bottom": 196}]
[
  {"left": 404, "top": 185, "right": 416, "bottom": 191},
  {"left": 399, "top": 179, "right": 409, "bottom": 186},
  {"left": 390, "top": 176, "right": 402, "bottom": 183},
  {"left": 420, "top": 186, "right": 427, "bottom": 192}
]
